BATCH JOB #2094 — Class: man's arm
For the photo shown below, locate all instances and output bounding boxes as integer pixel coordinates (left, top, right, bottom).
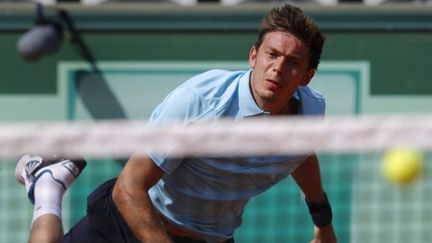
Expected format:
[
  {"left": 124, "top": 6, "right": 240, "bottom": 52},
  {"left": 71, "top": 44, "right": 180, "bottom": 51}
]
[
  {"left": 291, "top": 154, "right": 337, "bottom": 243},
  {"left": 112, "top": 155, "right": 171, "bottom": 243}
]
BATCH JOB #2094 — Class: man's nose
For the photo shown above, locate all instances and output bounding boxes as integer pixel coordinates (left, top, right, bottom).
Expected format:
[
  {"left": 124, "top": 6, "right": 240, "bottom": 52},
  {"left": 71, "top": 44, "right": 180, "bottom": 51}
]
[{"left": 272, "top": 57, "right": 284, "bottom": 74}]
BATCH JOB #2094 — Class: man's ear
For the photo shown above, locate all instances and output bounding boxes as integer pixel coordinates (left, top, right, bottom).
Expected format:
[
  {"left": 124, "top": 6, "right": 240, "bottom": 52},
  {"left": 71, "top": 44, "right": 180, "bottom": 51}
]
[
  {"left": 301, "top": 69, "right": 315, "bottom": 86},
  {"left": 249, "top": 46, "right": 257, "bottom": 69}
]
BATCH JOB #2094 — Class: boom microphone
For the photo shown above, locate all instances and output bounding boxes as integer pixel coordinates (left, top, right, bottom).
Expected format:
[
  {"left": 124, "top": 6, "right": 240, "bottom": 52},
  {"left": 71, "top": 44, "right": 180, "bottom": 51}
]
[
  {"left": 17, "top": 23, "right": 63, "bottom": 61},
  {"left": 16, "top": 3, "right": 63, "bottom": 61}
]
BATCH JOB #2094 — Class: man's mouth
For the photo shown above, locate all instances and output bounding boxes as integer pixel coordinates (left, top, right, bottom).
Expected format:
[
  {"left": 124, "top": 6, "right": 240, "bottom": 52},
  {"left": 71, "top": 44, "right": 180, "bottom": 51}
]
[{"left": 265, "top": 79, "right": 282, "bottom": 90}]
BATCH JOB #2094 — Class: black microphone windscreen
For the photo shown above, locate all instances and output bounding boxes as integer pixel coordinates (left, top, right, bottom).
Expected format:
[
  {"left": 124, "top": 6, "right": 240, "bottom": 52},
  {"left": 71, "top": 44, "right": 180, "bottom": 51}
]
[{"left": 17, "top": 24, "right": 63, "bottom": 61}]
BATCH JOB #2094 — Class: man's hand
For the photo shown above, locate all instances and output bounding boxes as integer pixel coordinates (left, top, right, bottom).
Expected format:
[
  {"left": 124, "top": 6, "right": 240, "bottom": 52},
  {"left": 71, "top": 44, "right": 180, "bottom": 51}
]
[{"left": 311, "top": 224, "right": 337, "bottom": 243}]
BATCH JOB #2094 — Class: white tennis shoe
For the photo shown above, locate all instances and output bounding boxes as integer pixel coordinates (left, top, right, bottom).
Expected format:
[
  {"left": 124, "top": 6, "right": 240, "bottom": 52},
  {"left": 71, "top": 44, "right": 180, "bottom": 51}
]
[{"left": 15, "top": 154, "right": 87, "bottom": 203}]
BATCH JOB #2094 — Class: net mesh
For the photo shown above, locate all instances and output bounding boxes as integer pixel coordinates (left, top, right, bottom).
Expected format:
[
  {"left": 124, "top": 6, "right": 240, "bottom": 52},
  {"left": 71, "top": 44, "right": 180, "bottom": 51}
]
[
  {"left": 0, "top": 118, "right": 431, "bottom": 243},
  {"left": 1, "top": 115, "right": 432, "bottom": 159}
]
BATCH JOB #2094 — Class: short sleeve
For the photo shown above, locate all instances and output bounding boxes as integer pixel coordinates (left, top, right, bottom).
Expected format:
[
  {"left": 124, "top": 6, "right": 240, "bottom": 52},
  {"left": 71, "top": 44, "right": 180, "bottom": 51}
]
[
  {"left": 146, "top": 87, "right": 204, "bottom": 174},
  {"left": 298, "top": 86, "right": 325, "bottom": 116}
]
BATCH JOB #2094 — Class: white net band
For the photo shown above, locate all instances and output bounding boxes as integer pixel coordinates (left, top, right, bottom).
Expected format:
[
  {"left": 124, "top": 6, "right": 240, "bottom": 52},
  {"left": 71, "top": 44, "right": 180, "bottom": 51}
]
[{"left": 1, "top": 115, "right": 432, "bottom": 159}]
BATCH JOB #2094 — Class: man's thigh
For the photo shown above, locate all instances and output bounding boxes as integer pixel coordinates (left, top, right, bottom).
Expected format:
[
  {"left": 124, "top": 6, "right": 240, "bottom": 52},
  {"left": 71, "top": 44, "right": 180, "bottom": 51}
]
[
  {"left": 62, "top": 178, "right": 140, "bottom": 243},
  {"left": 62, "top": 178, "right": 235, "bottom": 243}
]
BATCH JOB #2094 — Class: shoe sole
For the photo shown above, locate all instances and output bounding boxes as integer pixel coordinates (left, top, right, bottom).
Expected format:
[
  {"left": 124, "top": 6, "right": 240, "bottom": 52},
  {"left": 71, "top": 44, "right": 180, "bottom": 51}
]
[
  {"left": 15, "top": 154, "right": 35, "bottom": 185},
  {"left": 15, "top": 155, "right": 87, "bottom": 185}
]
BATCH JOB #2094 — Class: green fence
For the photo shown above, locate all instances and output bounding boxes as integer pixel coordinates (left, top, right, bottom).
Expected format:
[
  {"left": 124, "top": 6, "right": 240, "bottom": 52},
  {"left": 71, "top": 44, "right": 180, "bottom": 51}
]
[{"left": 2, "top": 3, "right": 432, "bottom": 243}]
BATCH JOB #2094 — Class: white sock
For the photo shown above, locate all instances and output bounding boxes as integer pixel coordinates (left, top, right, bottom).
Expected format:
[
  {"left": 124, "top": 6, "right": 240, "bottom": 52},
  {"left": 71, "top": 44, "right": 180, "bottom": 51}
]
[
  {"left": 30, "top": 161, "right": 79, "bottom": 226},
  {"left": 31, "top": 172, "right": 64, "bottom": 225}
]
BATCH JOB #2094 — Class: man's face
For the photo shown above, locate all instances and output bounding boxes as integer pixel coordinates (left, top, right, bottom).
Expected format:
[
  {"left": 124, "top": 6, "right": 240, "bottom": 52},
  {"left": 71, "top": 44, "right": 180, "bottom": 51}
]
[{"left": 249, "top": 31, "right": 314, "bottom": 114}]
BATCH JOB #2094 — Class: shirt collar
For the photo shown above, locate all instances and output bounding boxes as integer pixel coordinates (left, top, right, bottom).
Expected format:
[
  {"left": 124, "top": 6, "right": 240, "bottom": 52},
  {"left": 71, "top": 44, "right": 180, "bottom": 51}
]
[
  {"left": 292, "top": 89, "right": 300, "bottom": 101},
  {"left": 238, "top": 70, "right": 268, "bottom": 117},
  {"left": 238, "top": 70, "right": 301, "bottom": 117}
]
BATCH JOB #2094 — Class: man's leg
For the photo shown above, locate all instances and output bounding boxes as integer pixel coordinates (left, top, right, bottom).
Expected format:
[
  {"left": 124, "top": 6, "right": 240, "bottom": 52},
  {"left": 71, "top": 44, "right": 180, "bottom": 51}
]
[
  {"left": 15, "top": 155, "right": 87, "bottom": 243},
  {"left": 30, "top": 215, "right": 63, "bottom": 243},
  {"left": 63, "top": 178, "right": 141, "bottom": 243}
]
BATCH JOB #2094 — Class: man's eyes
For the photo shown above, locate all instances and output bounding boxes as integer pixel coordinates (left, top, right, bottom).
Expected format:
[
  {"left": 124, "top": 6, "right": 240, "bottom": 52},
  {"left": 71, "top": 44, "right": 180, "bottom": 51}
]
[
  {"left": 287, "top": 59, "right": 300, "bottom": 65},
  {"left": 266, "top": 51, "right": 301, "bottom": 66},
  {"left": 266, "top": 51, "right": 278, "bottom": 58}
]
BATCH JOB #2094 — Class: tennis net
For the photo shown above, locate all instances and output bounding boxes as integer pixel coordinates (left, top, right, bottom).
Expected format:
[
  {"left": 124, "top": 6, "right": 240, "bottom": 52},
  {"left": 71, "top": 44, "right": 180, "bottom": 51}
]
[{"left": 0, "top": 116, "right": 431, "bottom": 243}]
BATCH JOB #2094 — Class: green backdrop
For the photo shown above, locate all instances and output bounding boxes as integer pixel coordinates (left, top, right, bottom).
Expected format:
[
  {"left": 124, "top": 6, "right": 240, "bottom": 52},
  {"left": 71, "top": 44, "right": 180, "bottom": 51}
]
[{"left": 1, "top": 3, "right": 432, "bottom": 243}]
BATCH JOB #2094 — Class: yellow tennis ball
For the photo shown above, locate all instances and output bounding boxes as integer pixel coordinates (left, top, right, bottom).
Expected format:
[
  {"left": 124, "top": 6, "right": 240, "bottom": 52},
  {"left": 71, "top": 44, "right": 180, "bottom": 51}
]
[{"left": 383, "top": 148, "right": 423, "bottom": 185}]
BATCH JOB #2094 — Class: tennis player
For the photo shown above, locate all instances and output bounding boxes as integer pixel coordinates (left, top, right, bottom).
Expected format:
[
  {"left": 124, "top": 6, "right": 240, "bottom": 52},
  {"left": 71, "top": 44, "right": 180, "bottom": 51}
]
[{"left": 16, "top": 4, "right": 337, "bottom": 243}]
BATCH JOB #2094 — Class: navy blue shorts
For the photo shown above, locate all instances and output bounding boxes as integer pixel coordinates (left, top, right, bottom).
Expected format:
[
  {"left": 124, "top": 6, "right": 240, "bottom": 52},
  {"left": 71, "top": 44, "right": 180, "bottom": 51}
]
[{"left": 62, "top": 178, "right": 234, "bottom": 243}]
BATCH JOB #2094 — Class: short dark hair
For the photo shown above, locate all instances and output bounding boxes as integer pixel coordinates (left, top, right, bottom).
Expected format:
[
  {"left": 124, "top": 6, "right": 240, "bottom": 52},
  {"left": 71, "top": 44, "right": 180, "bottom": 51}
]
[{"left": 255, "top": 4, "right": 326, "bottom": 70}]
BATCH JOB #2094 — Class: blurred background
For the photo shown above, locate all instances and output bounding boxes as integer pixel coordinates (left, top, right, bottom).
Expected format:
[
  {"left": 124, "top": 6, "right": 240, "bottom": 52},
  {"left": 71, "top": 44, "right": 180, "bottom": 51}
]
[{"left": 1, "top": 0, "right": 432, "bottom": 242}]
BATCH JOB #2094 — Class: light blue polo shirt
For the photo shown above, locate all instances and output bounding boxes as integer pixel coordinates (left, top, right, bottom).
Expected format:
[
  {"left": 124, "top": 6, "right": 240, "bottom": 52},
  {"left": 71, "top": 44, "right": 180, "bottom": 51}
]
[{"left": 147, "top": 69, "right": 325, "bottom": 243}]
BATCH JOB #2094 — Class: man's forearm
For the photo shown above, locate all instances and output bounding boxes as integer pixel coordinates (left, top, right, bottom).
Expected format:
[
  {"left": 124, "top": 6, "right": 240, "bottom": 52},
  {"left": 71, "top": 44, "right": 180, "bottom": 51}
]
[
  {"left": 292, "top": 155, "right": 337, "bottom": 242},
  {"left": 292, "top": 154, "right": 325, "bottom": 202},
  {"left": 112, "top": 182, "right": 171, "bottom": 243},
  {"left": 112, "top": 155, "right": 169, "bottom": 242}
]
